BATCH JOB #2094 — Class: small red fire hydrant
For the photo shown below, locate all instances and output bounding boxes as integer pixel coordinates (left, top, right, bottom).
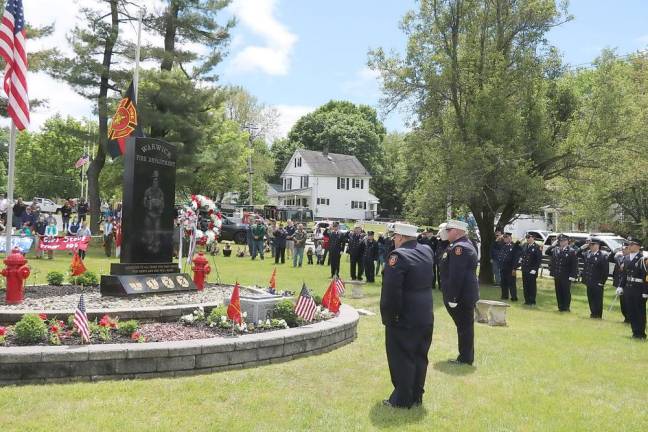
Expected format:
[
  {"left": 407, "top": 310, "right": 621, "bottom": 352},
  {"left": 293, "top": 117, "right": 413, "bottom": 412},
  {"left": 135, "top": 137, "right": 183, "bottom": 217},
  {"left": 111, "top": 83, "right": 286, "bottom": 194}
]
[
  {"left": 2, "top": 248, "right": 30, "bottom": 304},
  {"left": 192, "top": 252, "right": 211, "bottom": 291}
]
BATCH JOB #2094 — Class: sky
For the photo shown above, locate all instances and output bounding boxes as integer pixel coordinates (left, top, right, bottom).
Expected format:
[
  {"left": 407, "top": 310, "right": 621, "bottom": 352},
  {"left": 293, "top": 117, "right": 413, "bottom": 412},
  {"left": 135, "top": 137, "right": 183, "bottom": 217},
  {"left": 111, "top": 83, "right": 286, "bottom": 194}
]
[{"left": 6, "top": 0, "right": 648, "bottom": 138}]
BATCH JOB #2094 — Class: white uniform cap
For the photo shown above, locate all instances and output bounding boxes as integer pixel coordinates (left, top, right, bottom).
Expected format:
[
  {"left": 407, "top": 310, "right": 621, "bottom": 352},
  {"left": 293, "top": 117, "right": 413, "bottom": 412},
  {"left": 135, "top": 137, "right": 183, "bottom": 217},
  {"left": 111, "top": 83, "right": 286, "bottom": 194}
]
[
  {"left": 393, "top": 222, "right": 419, "bottom": 237},
  {"left": 445, "top": 219, "right": 468, "bottom": 231}
]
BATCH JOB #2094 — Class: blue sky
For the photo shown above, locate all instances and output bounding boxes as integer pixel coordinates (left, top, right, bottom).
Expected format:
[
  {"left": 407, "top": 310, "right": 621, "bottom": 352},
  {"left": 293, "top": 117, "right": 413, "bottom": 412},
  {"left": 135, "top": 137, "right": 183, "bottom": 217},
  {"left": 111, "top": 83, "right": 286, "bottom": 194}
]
[
  {"left": 220, "top": 0, "right": 648, "bottom": 137},
  {"left": 13, "top": 0, "right": 648, "bottom": 136}
]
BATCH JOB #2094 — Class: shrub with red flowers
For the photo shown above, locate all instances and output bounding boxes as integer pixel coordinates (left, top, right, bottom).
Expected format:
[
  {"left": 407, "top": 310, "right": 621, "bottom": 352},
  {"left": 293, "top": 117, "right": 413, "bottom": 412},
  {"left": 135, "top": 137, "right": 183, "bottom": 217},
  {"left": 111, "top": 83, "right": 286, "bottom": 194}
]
[
  {"left": 99, "top": 314, "right": 118, "bottom": 329},
  {"left": 0, "top": 325, "right": 6, "bottom": 345},
  {"left": 131, "top": 331, "right": 146, "bottom": 343}
]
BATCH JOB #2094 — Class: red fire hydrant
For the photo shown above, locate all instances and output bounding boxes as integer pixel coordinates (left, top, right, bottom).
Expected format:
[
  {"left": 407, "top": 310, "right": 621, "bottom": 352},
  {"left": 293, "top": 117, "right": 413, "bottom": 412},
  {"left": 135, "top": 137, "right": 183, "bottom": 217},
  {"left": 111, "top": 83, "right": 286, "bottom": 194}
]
[
  {"left": 192, "top": 252, "right": 211, "bottom": 291},
  {"left": 2, "top": 248, "right": 30, "bottom": 304}
]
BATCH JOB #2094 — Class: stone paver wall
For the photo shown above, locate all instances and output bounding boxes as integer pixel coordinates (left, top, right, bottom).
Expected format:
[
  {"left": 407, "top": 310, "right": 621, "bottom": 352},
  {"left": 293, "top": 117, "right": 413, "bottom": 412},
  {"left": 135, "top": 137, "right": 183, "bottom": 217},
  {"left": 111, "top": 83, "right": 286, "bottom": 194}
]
[{"left": 0, "top": 305, "right": 359, "bottom": 385}]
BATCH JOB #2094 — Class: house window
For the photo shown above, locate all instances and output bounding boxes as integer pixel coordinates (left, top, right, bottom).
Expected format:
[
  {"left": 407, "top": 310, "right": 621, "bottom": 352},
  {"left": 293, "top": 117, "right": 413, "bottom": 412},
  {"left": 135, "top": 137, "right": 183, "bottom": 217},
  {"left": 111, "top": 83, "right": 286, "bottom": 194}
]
[
  {"left": 337, "top": 177, "right": 350, "bottom": 190},
  {"left": 294, "top": 157, "right": 302, "bottom": 168},
  {"left": 351, "top": 201, "right": 366, "bottom": 209},
  {"left": 300, "top": 175, "right": 309, "bottom": 188},
  {"left": 352, "top": 178, "right": 362, "bottom": 189},
  {"left": 287, "top": 178, "right": 292, "bottom": 190},
  {"left": 317, "top": 198, "right": 330, "bottom": 206}
]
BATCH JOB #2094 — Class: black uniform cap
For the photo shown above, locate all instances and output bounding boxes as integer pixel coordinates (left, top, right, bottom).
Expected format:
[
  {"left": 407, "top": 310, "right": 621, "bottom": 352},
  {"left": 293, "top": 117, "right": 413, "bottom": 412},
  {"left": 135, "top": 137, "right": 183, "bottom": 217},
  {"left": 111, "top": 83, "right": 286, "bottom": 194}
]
[
  {"left": 626, "top": 236, "right": 642, "bottom": 246},
  {"left": 558, "top": 234, "right": 569, "bottom": 241}
]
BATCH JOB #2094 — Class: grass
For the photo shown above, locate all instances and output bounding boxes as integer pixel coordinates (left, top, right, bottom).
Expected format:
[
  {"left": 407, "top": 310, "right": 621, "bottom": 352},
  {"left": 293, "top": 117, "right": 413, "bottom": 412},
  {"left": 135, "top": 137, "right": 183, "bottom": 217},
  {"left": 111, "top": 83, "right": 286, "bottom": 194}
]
[{"left": 1, "top": 244, "right": 647, "bottom": 431}]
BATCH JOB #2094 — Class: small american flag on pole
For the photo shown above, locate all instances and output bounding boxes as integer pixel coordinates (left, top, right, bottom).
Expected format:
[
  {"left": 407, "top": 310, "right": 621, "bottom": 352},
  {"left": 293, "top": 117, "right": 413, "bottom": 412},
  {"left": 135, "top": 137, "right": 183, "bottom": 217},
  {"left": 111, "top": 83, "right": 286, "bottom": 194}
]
[
  {"left": 334, "top": 276, "right": 345, "bottom": 295},
  {"left": 73, "top": 294, "right": 90, "bottom": 343},
  {"left": 294, "top": 283, "right": 316, "bottom": 322},
  {"left": 0, "top": 0, "right": 29, "bottom": 130}
]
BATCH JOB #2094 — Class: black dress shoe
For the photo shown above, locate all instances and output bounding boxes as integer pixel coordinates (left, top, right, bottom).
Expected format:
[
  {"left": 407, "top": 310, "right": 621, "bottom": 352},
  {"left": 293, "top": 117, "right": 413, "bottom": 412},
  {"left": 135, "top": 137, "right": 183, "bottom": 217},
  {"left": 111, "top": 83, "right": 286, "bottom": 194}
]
[
  {"left": 511, "top": 298, "right": 518, "bottom": 302},
  {"left": 449, "top": 358, "right": 473, "bottom": 366},
  {"left": 382, "top": 399, "right": 409, "bottom": 409}
]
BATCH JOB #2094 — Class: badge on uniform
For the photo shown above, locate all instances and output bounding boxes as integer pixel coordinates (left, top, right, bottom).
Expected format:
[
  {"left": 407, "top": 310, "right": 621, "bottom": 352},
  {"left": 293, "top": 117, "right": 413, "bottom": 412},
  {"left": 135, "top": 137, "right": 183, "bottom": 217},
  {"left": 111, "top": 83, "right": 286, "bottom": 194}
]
[
  {"left": 388, "top": 255, "right": 398, "bottom": 267},
  {"left": 454, "top": 247, "right": 463, "bottom": 256},
  {"left": 442, "top": 252, "right": 448, "bottom": 260}
]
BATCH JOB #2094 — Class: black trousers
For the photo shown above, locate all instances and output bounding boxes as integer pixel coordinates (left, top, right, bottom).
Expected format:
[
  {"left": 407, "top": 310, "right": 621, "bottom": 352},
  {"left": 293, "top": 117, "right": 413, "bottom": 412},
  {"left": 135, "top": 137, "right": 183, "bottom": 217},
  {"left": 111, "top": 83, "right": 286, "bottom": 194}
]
[
  {"left": 586, "top": 282, "right": 604, "bottom": 318},
  {"left": 274, "top": 247, "right": 285, "bottom": 264},
  {"left": 626, "top": 290, "right": 647, "bottom": 338},
  {"left": 554, "top": 276, "right": 572, "bottom": 311},
  {"left": 432, "top": 263, "right": 439, "bottom": 289},
  {"left": 350, "top": 255, "right": 364, "bottom": 280},
  {"left": 620, "top": 294, "right": 629, "bottom": 322},
  {"left": 522, "top": 271, "right": 538, "bottom": 304},
  {"left": 329, "top": 251, "right": 341, "bottom": 277},
  {"left": 500, "top": 268, "right": 518, "bottom": 300},
  {"left": 364, "top": 260, "right": 375, "bottom": 282},
  {"left": 385, "top": 325, "right": 433, "bottom": 407},
  {"left": 445, "top": 304, "right": 474, "bottom": 364}
]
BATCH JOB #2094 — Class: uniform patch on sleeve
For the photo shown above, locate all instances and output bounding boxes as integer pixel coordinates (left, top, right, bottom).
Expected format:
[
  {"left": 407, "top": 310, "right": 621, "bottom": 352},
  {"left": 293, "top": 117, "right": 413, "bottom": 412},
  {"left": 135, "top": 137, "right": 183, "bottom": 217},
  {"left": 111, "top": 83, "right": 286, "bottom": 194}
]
[
  {"left": 388, "top": 254, "right": 398, "bottom": 267},
  {"left": 454, "top": 246, "right": 463, "bottom": 256}
]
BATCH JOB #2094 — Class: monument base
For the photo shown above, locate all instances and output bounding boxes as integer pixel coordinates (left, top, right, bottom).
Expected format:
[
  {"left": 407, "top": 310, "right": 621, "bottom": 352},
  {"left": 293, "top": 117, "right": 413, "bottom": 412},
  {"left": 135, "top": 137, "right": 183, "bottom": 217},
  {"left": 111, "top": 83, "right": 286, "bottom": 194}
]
[{"left": 100, "top": 273, "right": 197, "bottom": 296}]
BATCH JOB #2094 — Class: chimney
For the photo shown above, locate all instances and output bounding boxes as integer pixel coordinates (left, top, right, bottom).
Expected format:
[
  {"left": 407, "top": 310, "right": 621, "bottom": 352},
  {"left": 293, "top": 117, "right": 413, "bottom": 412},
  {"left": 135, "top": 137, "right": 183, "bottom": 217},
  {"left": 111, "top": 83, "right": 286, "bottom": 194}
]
[{"left": 323, "top": 145, "right": 328, "bottom": 157}]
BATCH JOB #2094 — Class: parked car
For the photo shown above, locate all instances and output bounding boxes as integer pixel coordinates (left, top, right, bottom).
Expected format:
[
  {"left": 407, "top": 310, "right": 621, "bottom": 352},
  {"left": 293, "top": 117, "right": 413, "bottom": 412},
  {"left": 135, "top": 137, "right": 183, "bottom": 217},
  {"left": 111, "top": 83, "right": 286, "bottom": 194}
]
[
  {"left": 524, "top": 229, "right": 551, "bottom": 244},
  {"left": 313, "top": 221, "right": 350, "bottom": 236},
  {"left": 218, "top": 216, "right": 248, "bottom": 244},
  {"left": 24, "top": 197, "right": 62, "bottom": 214},
  {"left": 542, "top": 232, "right": 590, "bottom": 254},
  {"left": 543, "top": 232, "right": 629, "bottom": 276}
]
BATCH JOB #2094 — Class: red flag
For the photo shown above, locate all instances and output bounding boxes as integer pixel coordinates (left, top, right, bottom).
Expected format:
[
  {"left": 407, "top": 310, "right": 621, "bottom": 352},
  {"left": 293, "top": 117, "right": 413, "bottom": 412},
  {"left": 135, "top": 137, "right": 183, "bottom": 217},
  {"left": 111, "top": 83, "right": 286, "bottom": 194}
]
[
  {"left": 269, "top": 268, "right": 276, "bottom": 290},
  {"left": 227, "top": 282, "right": 242, "bottom": 324},
  {"left": 70, "top": 251, "right": 86, "bottom": 276},
  {"left": 322, "top": 279, "right": 341, "bottom": 313}
]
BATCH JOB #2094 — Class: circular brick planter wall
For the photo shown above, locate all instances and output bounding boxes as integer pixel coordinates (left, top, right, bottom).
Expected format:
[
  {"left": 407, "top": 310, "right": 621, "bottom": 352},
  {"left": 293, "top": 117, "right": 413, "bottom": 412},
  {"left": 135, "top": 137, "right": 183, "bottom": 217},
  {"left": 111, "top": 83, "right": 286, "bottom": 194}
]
[{"left": 0, "top": 305, "right": 359, "bottom": 385}]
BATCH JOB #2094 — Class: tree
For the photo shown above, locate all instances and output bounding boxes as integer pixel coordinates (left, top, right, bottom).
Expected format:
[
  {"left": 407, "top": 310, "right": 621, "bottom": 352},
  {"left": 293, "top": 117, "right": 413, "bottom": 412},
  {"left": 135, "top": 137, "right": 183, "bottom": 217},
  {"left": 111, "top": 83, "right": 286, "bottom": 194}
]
[
  {"left": 552, "top": 51, "right": 648, "bottom": 240},
  {"left": 287, "top": 100, "right": 387, "bottom": 178},
  {"left": 14, "top": 116, "right": 90, "bottom": 199},
  {"left": 370, "top": 0, "right": 585, "bottom": 283}
]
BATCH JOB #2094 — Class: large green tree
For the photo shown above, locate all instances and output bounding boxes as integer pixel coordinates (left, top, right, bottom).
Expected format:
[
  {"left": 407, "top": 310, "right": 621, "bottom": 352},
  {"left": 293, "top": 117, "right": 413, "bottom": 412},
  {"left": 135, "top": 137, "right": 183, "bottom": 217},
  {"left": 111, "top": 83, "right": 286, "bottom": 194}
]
[
  {"left": 370, "top": 0, "right": 585, "bottom": 283},
  {"left": 286, "top": 100, "right": 387, "bottom": 178},
  {"left": 14, "top": 116, "right": 92, "bottom": 199}
]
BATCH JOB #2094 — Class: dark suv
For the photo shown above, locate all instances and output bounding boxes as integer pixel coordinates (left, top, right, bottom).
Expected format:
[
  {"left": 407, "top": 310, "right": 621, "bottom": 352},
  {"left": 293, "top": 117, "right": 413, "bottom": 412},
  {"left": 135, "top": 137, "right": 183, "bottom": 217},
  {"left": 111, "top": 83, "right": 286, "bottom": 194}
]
[{"left": 218, "top": 216, "right": 248, "bottom": 244}]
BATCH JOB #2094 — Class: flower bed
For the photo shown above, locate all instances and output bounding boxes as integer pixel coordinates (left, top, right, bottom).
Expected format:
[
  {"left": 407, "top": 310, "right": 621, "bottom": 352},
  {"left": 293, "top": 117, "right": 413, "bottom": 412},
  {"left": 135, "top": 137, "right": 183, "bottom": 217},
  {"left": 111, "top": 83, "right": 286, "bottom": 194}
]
[{"left": 0, "top": 303, "right": 337, "bottom": 347}]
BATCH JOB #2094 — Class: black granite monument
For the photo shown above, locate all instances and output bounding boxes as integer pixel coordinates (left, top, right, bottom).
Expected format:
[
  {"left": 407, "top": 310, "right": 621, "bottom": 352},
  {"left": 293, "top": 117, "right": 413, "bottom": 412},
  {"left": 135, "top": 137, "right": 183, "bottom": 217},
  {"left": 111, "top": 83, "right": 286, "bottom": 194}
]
[{"left": 100, "top": 136, "right": 197, "bottom": 296}]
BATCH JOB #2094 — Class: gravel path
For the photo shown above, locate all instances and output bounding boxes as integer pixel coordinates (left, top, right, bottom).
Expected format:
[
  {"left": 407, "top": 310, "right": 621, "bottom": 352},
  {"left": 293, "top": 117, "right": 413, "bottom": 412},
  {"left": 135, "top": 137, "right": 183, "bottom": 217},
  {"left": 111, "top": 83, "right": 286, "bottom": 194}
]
[{"left": 0, "top": 283, "right": 256, "bottom": 311}]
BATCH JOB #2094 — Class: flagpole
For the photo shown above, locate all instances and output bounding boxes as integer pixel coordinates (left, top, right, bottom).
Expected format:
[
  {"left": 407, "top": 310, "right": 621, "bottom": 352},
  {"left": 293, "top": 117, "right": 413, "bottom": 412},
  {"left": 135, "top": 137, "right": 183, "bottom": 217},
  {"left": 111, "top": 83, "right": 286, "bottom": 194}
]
[
  {"left": 5, "top": 122, "right": 16, "bottom": 256},
  {"left": 133, "top": 8, "right": 143, "bottom": 103}
]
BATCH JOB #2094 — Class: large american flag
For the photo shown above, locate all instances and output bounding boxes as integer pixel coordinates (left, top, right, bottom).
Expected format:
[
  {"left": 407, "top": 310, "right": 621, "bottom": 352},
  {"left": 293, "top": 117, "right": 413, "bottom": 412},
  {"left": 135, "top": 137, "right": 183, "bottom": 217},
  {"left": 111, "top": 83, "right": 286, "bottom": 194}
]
[
  {"left": 0, "top": 0, "right": 29, "bottom": 130},
  {"left": 334, "top": 276, "right": 345, "bottom": 295},
  {"left": 74, "top": 294, "right": 91, "bottom": 343},
  {"left": 294, "top": 283, "right": 316, "bottom": 322}
]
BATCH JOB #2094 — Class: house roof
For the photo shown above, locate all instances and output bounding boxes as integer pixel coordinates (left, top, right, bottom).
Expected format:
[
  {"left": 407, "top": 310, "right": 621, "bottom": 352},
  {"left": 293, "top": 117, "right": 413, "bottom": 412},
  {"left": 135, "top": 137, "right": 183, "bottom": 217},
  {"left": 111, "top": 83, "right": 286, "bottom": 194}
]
[
  {"left": 267, "top": 183, "right": 282, "bottom": 195},
  {"left": 287, "top": 149, "right": 371, "bottom": 177}
]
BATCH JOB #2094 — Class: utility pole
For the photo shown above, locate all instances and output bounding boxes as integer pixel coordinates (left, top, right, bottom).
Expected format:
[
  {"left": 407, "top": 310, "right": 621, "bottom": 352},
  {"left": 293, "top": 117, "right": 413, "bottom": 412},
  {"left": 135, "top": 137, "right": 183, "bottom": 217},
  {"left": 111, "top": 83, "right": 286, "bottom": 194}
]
[{"left": 244, "top": 125, "right": 259, "bottom": 207}]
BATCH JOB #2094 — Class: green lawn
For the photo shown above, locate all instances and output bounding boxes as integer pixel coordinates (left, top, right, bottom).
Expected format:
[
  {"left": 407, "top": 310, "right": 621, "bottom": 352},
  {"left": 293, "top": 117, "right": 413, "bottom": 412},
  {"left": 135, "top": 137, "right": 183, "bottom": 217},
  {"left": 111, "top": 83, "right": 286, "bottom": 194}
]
[{"left": 1, "top": 245, "right": 647, "bottom": 431}]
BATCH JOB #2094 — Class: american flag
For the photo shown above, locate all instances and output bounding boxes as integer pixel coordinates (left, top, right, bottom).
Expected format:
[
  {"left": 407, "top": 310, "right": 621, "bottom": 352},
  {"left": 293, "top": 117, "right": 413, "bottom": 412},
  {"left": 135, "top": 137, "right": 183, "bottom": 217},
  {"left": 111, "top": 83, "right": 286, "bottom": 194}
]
[
  {"left": 334, "top": 276, "right": 345, "bottom": 295},
  {"left": 0, "top": 0, "right": 29, "bottom": 130},
  {"left": 75, "top": 153, "right": 89, "bottom": 169},
  {"left": 294, "top": 283, "right": 316, "bottom": 322},
  {"left": 73, "top": 294, "right": 90, "bottom": 343}
]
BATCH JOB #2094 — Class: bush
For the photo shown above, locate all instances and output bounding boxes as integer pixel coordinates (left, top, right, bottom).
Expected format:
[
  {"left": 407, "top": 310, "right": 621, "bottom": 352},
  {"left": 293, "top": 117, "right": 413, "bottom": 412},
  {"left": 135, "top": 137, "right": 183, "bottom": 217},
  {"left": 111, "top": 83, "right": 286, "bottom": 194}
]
[
  {"left": 312, "top": 294, "right": 322, "bottom": 306},
  {"left": 69, "top": 271, "right": 99, "bottom": 286},
  {"left": 117, "top": 320, "right": 139, "bottom": 337},
  {"left": 46, "top": 271, "right": 64, "bottom": 286},
  {"left": 14, "top": 314, "right": 47, "bottom": 344},
  {"left": 207, "top": 305, "right": 228, "bottom": 325},
  {"left": 271, "top": 299, "right": 298, "bottom": 328}
]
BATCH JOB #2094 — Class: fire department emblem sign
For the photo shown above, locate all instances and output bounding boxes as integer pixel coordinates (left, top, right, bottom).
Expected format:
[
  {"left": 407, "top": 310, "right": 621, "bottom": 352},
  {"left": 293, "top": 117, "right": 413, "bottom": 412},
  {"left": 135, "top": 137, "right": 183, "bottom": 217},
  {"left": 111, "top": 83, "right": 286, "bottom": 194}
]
[{"left": 108, "top": 97, "right": 138, "bottom": 140}]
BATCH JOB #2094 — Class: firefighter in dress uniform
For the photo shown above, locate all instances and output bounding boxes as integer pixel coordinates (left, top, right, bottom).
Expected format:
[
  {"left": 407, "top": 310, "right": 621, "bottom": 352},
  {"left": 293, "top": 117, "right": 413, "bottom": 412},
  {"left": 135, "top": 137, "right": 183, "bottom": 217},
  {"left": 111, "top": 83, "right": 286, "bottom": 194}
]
[{"left": 618, "top": 237, "right": 648, "bottom": 339}]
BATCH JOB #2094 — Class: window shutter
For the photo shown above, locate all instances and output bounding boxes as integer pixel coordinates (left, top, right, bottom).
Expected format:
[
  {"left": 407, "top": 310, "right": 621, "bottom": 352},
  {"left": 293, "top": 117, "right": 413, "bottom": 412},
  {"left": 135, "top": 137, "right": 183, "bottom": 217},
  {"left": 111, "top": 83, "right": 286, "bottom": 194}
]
[{"left": 361, "top": 179, "right": 364, "bottom": 189}]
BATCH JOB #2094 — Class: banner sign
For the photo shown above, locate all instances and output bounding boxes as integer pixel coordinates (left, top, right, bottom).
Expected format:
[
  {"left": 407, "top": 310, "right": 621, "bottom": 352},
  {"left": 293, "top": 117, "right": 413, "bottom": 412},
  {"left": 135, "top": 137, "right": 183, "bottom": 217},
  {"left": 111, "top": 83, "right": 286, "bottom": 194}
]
[
  {"left": 0, "top": 236, "right": 34, "bottom": 254},
  {"left": 38, "top": 236, "right": 91, "bottom": 251}
]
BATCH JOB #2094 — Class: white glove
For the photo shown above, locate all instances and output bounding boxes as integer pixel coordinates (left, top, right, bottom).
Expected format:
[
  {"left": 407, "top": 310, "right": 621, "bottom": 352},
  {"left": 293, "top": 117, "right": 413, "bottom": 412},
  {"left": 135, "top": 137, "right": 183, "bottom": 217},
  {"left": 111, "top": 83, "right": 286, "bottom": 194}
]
[
  {"left": 448, "top": 302, "right": 458, "bottom": 308},
  {"left": 569, "top": 277, "right": 576, "bottom": 282},
  {"left": 643, "top": 294, "right": 648, "bottom": 299},
  {"left": 598, "top": 283, "right": 603, "bottom": 287},
  {"left": 615, "top": 287, "right": 623, "bottom": 296},
  {"left": 530, "top": 270, "right": 536, "bottom": 275}
]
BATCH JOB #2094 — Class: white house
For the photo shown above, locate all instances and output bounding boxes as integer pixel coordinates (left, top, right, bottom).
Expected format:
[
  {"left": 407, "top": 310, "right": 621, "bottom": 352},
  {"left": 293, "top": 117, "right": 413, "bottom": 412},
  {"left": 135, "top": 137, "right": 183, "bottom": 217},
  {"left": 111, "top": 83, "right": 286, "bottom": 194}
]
[{"left": 278, "top": 149, "right": 379, "bottom": 220}]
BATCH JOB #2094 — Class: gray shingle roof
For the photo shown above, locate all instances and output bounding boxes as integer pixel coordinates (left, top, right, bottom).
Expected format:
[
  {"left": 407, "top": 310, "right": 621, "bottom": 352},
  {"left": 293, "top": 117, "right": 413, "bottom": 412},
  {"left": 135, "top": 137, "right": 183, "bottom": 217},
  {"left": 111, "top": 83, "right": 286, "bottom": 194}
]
[{"left": 294, "top": 149, "right": 371, "bottom": 177}]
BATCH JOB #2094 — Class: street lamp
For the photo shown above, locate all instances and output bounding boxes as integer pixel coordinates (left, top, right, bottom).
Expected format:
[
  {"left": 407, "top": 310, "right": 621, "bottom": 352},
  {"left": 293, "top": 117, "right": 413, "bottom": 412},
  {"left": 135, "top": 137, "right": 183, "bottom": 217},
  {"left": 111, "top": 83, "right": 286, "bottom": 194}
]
[{"left": 243, "top": 124, "right": 259, "bottom": 207}]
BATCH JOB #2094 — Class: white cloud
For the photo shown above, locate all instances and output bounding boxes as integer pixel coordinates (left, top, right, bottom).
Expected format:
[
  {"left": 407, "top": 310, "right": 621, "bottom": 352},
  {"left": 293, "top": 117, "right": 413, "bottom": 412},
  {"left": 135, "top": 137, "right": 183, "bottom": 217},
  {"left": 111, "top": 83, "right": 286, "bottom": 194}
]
[
  {"left": 637, "top": 34, "right": 648, "bottom": 46},
  {"left": 270, "top": 104, "right": 314, "bottom": 141},
  {"left": 228, "top": 0, "right": 297, "bottom": 76}
]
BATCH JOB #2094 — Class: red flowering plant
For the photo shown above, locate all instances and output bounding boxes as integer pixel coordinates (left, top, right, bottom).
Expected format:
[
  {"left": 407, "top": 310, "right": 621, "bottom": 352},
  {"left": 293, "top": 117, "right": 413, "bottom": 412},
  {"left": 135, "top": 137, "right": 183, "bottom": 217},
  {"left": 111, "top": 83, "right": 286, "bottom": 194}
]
[
  {"left": 46, "top": 318, "right": 66, "bottom": 346},
  {"left": 95, "top": 314, "right": 118, "bottom": 342},
  {"left": 99, "top": 314, "right": 118, "bottom": 329},
  {"left": 0, "top": 325, "right": 7, "bottom": 345},
  {"left": 131, "top": 331, "right": 146, "bottom": 343},
  {"left": 38, "top": 313, "right": 47, "bottom": 321}
]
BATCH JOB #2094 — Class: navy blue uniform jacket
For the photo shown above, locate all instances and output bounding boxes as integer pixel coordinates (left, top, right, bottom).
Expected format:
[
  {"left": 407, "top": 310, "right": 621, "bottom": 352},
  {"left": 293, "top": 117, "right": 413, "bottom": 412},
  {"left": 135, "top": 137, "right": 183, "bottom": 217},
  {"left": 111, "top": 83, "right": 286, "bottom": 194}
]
[
  {"left": 380, "top": 240, "right": 434, "bottom": 328},
  {"left": 439, "top": 236, "right": 480, "bottom": 307}
]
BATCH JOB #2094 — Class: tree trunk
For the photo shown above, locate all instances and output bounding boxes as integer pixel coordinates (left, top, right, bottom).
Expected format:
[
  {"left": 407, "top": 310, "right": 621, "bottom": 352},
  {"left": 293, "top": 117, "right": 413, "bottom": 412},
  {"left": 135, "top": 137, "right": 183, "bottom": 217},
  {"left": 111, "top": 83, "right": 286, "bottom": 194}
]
[
  {"left": 89, "top": 0, "right": 119, "bottom": 233},
  {"left": 472, "top": 205, "right": 496, "bottom": 285},
  {"left": 161, "top": 2, "right": 179, "bottom": 72}
]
